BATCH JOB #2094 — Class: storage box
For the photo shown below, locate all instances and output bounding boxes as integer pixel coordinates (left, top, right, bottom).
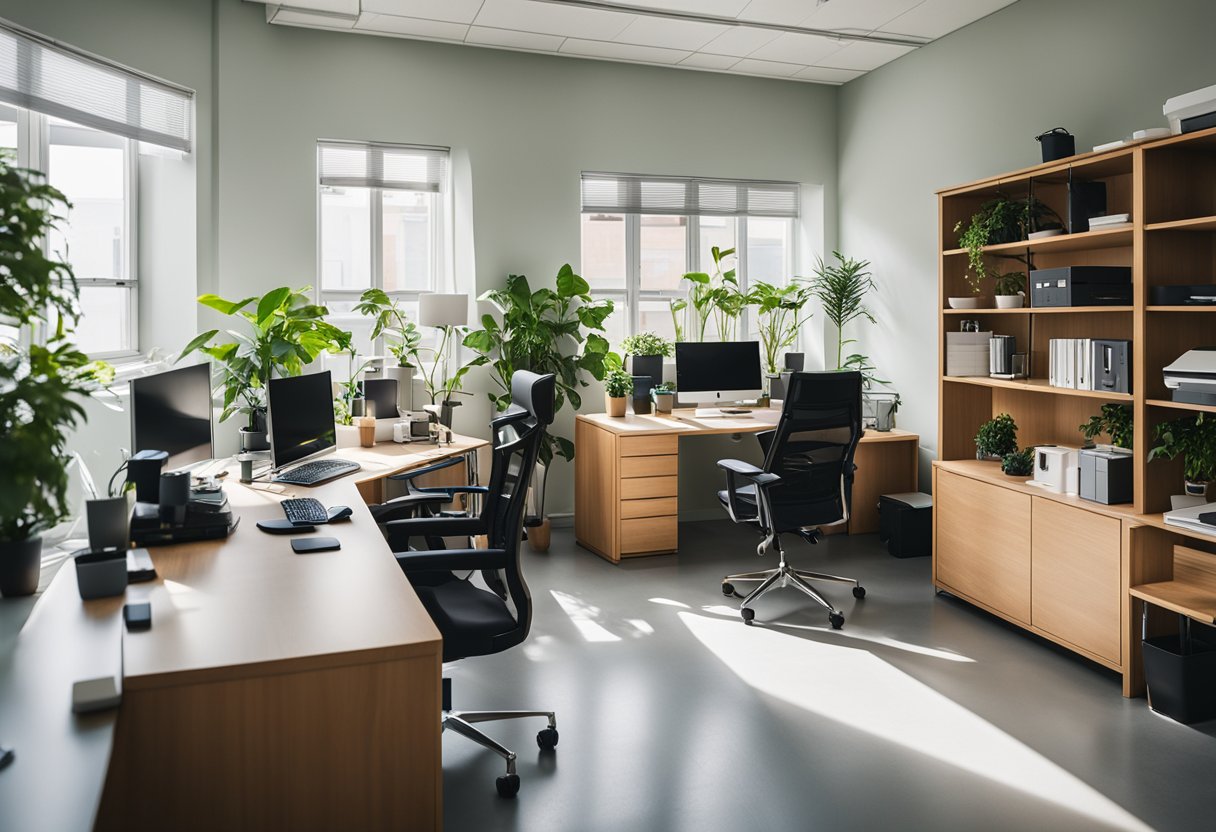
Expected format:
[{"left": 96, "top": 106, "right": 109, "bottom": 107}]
[
  {"left": 945, "top": 331, "right": 993, "bottom": 377},
  {"left": 1142, "top": 634, "right": 1216, "bottom": 724},
  {"left": 1030, "top": 266, "right": 1132, "bottom": 308},
  {"left": 1079, "top": 448, "right": 1133, "bottom": 505},
  {"left": 877, "top": 492, "right": 932, "bottom": 558}
]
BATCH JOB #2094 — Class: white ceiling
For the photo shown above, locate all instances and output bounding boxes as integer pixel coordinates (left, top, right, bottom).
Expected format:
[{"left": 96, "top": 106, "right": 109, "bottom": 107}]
[{"left": 255, "top": 0, "right": 1018, "bottom": 85}]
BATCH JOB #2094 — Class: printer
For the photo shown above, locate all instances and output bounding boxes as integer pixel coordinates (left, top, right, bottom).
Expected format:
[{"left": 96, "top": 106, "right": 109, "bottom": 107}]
[{"left": 1163, "top": 347, "right": 1216, "bottom": 406}]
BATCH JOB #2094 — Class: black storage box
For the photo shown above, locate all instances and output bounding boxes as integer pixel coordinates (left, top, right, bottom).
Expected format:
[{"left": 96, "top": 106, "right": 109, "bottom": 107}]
[
  {"left": 1142, "top": 634, "right": 1216, "bottom": 724},
  {"left": 877, "top": 492, "right": 932, "bottom": 558},
  {"left": 1030, "top": 266, "right": 1132, "bottom": 308},
  {"left": 1067, "top": 180, "right": 1106, "bottom": 234},
  {"left": 1150, "top": 284, "right": 1216, "bottom": 306}
]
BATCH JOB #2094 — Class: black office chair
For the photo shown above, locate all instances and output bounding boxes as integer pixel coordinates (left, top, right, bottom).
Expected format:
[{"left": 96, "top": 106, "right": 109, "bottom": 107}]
[
  {"left": 378, "top": 370, "right": 557, "bottom": 799},
  {"left": 717, "top": 371, "right": 866, "bottom": 629}
]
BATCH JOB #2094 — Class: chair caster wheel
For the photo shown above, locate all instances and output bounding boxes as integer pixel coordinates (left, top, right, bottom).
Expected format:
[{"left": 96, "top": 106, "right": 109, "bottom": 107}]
[
  {"left": 496, "top": 774, "right": 520, "bottom": 798},
  {"left": 741, "top": 607, "right": 755, "bottom": 625},
  {"left": 537, "top": 727, "right": 559, "bottom": 750},
  {"left": 853, "top": 586, "right": 866, "bottom": 599},
  {"left": 722, "top": 582, "right": 735, "bottom": 596},
  {"left": 829, "top": 611, "right": 845, "bottom": 630}
]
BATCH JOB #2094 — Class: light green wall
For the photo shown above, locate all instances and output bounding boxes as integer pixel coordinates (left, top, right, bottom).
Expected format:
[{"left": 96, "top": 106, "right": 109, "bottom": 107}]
[{"left": 838, "top": 0, "right": 1216, "bottom": 487}]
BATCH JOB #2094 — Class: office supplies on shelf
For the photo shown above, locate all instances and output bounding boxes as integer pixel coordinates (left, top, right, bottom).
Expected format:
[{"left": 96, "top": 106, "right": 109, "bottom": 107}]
[
  {"left": 1164, "top": 82, "right": 1216, "bottom": 134},
  {"left": 281, "top": 497, "right": 329, "bottom": 525},
  {"left": 945, "top": 330, "right": 993, "bottom": 377},
  {"left": 290, "top": 536, "right": 341, "bottom": 554},
  {"left": 123, "top": 602, "right": 151, "bottom": 632},
  {"left": 989, "top": 334, "right": 1015, "bottom": 376},
  {"left": 1088, "top": 212, "right": 1131, "bottom": 228},
  {"left": 674, "top": 341, "right": 762, "bottom": 409},
  {"left": 1080, "top": 448, "right": 1134, "bottom": 505},
  {"left": 1164, "top": 503, "right": 1216, "bottom": 537},
  {"left": 130, "top": 363, "right": 214, "bottom": 471},
  {"left": 1163, "top": 348, "right": 1216, "bottom": 406},
  {"left": 1150, "top": 285, "right": 1216, "bottom": 306},
  {"left": 126, "top": 449, "right": 167, "bottom": 502},
  {"left": 1030, "top": 446, "right": 1080, "bottom": 495},
  {"left": 267, "top": 371, "right": 360, "bottom": 485},
  {"left": 1093, "top": 339, "right": 1131, "bottom": 393},
  {"left": 1030, "top": 266, "right": 1132, "bottom": 307}
]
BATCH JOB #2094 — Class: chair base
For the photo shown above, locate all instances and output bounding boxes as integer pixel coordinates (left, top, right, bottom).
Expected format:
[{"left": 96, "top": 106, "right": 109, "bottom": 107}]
[
  {"left": 443, "top": 708, "right": 558, "bottom": 798},
  {"left": 722, "top": 555, "right": 862, "bottom": 629}
]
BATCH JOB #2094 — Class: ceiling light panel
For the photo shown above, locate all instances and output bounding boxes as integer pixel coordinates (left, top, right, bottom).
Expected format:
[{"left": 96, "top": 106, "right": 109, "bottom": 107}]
[
  {"left": 615, "top": 16, "right": 730, "bottom": 51},
  {"left": 355, "top": 13, "right": 470, "bottom": 41},
  {"left": 474, "top": 0, "right": 637, "bottom": 40},
  {"left": 361, "top": 0, "right": 486, "bottom": 25},
  {"left": 748, "top": 31, "right": 846, "bottom": 65},
  {"left": 677, "top": 52, "right": 740, "bottom": 70},
  {"left": 730, "top": 57, "right": 804, "bottom": 77}
]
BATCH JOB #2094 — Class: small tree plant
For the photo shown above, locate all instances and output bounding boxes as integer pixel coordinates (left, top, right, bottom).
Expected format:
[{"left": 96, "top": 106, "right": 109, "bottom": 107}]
[{"left": 975, "top": 413, "right": 1019, "bottom": 460}]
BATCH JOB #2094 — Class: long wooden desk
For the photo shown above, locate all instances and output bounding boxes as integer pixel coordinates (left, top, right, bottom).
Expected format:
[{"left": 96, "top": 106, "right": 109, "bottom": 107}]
[
  {"left": 0, "top": 436, "right": 485, "bottom": 832},
  {"left": 575, "top": 410, "right": 919, "bottom": 563}
]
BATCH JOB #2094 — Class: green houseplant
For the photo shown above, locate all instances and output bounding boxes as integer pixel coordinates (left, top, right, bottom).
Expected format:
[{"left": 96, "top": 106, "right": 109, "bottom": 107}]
[
  {"left": 179, "top": 287, "right": 352, "bottom": 450},
  {"left": 652, "top": 381, "right": 676, "bottom": 414},
  {"left": 0, "top": 154, "right": 112, "bottom": 596},
  {"left": 811, "top": 251, "right": 876, "bottom": 370},
  {"left": 1080, "top": 404, "right": 1133, "bottom": 451},
  {"left": 620, "top": 331, "right": 672, "bottom": 389},
  {"left": 1149, "top": 413, "right": 1216, "bottom": 498},
  {"left": 604, "top": 369, "right": 632, "bottom": 417},
  {"left": 953, "top": 193, "right": 1061, "bottom": 304},
  {"left": 355, "top": 287, "right": 423, "bottom": 412},
  {"left": 975, "top": 413, "right": 1019, "bottom": 461},
  {"left": 1001, "top": 447, "right": 1035, "bottom": 477},
  {"left": 751, "top": 279, "right": 814, "bottom": 376},
  {"left": 679, "top": 245, "right": 742, "bottom": 341}
]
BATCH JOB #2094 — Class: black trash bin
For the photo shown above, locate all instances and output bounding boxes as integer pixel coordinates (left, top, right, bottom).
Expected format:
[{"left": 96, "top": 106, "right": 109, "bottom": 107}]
[
  {"left": 1036, "top": 127, "right": 1075, "bottom": 162},
  {"left": 877, "top": 492, "right": 932, "bottom": 558},
  {"left": 1142, "top": 631, "right": 1216, "bottom": 724}
]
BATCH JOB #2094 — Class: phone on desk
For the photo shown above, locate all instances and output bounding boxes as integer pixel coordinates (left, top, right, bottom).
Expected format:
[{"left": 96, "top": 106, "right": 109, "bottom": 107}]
[{"left": 291, "top": 537, "right": 341, "bottom": 554}]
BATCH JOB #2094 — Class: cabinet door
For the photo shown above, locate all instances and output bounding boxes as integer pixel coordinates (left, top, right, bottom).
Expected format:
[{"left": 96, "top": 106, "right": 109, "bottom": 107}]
[
  {"left": 935, "top": 469, "right": 1032, "bottom": 623},
  {"left": 1031, "top": 498, "right": 1122, "bottom": 664}
]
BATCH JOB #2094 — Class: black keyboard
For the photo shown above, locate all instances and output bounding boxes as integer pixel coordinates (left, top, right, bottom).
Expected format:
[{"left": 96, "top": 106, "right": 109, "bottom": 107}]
[
  {"left": 273, "top": 458, "right": 361, "bottom": 486},
  {"left": 281, "top": 497, "right": 329, "bottom": 525}
]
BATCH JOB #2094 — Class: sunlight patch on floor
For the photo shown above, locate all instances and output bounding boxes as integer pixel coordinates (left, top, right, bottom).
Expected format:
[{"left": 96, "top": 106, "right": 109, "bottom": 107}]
[
  {"left": 551, "top": 589, "right": 621, "bottom": 643},
  {"left": 679, "top": 611, "right": 1152, "bottom": 832},
  {"left": 768, "top": 620, "right": 976, "bottom": 663},
  {"left": 648, "top": 597, "right": 690, "bottom": 608}
]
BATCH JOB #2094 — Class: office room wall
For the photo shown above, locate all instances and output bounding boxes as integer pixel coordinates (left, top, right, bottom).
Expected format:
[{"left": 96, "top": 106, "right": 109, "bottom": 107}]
[
  {"left": 212, "top": 0, "right": 839, "bottom": 517},
  {"left": 837, "top": 0, "right": 1216, "bottom": 489}
]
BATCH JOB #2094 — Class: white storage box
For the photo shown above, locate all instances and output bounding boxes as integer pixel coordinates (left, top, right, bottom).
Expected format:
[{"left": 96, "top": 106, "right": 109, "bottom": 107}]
[
  {"left": 1164, "top": 83, "right": 1216, "bottom": 134},
  {"left": 946, "top": 331, "right": 993, "bottom": 377}
]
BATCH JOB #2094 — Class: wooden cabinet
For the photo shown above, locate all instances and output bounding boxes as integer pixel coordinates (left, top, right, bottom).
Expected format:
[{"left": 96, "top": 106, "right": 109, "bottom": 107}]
[{"left": 935, "top": 468, "right": 1032, "bottom": 623}]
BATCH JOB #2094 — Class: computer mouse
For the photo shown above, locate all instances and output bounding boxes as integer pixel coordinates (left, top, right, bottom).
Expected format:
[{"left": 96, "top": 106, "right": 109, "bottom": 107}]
[{"left": 327, "top": 505, "right": 353, "bottom": 523}]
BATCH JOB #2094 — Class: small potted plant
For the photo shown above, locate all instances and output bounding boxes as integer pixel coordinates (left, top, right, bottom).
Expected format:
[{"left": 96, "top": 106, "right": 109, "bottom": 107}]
[
  {"left": 604, "top": 369, "right": 632, "bottom": 417},
  {"left": 1080, "top": 404, "right": 1133, "bottom": 451},
  {"left": 355, "top": 288, "right": 423, "bottom": 413},
  {"left": 620, "top": 332, "right": 672, "bottom": 390},
  {"left": 993, "top": 271, "right": 1026, "bottom": 309},
  {"left": 1149, "top": 413, "right": 1216, "bottom": 500},
  {"left": 751, "top": 279, "right": 814, "bottom": 395},
  {"left": 652, "top": 382, "right": 676, "bottom": 413},
  {"left": 1001, "top": 447, "right": 1035, "bottom": 477},
  {"left": 975, "top": 413, "right": 1019, "bottom": 461},
  {"left": 953, "top": 194, "right": 1061, "bottom": 309}
]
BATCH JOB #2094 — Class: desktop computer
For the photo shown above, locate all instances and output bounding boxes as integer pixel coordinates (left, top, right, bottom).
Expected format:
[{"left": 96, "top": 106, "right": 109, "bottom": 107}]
[
  {"left": 267, "top": 371, "right": 361, "bottom": 486},
  {"left": 674, "top": 341, "right": 763, "bottom": 417},
  {"left": 130, "top": 363, "right": 214, "bottom": 471}
]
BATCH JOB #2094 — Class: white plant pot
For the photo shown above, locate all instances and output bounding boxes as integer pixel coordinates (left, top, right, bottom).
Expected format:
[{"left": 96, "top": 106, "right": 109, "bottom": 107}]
[
  {"left": 994, "top": 293, "right": 1025, "bottom": 309},
  {"left": 948, "top": 297, "right": 981, "bottom": 309}
]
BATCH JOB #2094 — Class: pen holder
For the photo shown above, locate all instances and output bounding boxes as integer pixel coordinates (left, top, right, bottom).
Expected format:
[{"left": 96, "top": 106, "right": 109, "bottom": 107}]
[
  {"left": 357, "top": 415, "right": 377, "bottom": 448},
  {"left": 75, "top": 550, "right": 128, "bottom": 601}
]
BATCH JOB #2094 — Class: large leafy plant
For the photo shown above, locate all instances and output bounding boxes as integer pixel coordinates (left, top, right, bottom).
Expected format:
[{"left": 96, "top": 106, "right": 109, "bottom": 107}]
[
  {"left": 954, "top": 193, "right": 1061, "bottom": 294},
  {"left": 975, "top": 413, "right": 1019, "bottom": 460},
  {"left": 620, "top": 332, "right": 672, "bottom": 359},
  {"left": 463, "top": 265, "right": 615, "bottom": 466},
  {"left": 0, "top": 154, "right": 112, "bottom": 542},
  {"left": 678, "top": 245, "right": 743, "bottom": 342},
  {"left": 750, "top": 279, "right": 813, "bottom": 375},
  {"left": 354, "top": 288, "right": 423, "bottom": 367},
  {"left": 179, "top": 287, "right": 351, "bottom": 428},
  {"left": 811, "top": 251, "right": 876, "bottom": 370},
  {"left": 1080, "top": 404, "right": 1133, "bottom": 450},
  {"left": 1149, "top": 413, "right": 1216, "bottom": 484}
]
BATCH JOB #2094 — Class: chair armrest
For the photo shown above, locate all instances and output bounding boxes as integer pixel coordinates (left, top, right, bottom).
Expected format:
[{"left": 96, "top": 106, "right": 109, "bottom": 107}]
[
  {"left": 716, "top": 458, "right": 780, "bottom": 488},
  {"left": 413, "top": 485, "right": 490, "bottom": 496},
  {"left": 369, "top": 493, "right": 452, "bottom": 524},
  {"left": 396, "top": 548, "right": 507, "bottom": 573},
  {"left": 387, "top": 455, "right": 466, "bottom": 482}
]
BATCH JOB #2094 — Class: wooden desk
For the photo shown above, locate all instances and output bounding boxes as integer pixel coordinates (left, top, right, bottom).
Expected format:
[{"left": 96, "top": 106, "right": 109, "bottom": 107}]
[
  {"left": 0, "top": 437, "right": 485, "bottom": 832},
  {"left": 575, "top": 411, "right": 919, "bottom": 563}
]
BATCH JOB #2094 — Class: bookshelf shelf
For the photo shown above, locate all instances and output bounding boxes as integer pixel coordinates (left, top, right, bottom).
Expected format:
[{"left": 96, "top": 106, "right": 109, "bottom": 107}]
[
  {"left": 943, "top": 375, "right": 1133, "bottom": 401},
  {"left": 1145, "top": 398, "right": 1216, "bottom": 415},
  {"left": 942, "top": 306, "right": 1132, "bottom": 315},
  {"left": 942, "top": 226, "right": 1133, "bottom": 257}
]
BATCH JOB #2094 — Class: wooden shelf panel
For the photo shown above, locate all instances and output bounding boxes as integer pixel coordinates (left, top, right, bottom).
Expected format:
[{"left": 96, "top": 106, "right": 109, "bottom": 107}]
[
  {"left": 943, "top": 375, "right": 1133, "bottom": 402},
  {"left": 1130, "top": 582, "right": 1216, "bottom": 624},
  {"left": 1145, "top": 398, "right": 1216, "bottom": 415},
  {"left": 942, "top": 226, "right": 1133, "bottom": 257},
  {"left": 933, "top": 459, "right": 1139, "bottom": 521},
  {"left": 942, "top": 306, "right": 1133, "bottom": 315},
  {"left": 1146, "top": 215, "right": 1216, "bottom": 233},
  {"left": 1146, "top": 306, "right": 1216, "bottom": 313}
]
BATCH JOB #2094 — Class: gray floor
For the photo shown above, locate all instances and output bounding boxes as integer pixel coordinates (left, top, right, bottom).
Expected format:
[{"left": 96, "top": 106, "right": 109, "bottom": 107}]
[{"left": 442, "top": 521, "right": 1216, "bottom": 832}]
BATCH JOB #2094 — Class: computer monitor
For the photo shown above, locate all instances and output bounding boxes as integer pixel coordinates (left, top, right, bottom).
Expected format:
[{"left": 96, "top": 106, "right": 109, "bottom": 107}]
[
  {"left": 130, "top": 363, "right": 214, "bottom": 470},
  {"left": 267, "top": 371, "right": 337, "bottom": 471},
  {"left": 674, "top": 341, "right": 763, "bottom": 405}
]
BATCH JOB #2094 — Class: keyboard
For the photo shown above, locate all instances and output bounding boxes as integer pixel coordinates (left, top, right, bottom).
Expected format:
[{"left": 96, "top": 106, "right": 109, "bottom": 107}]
[
  {"left": 272, "top": 458, "right": 361, "bottom": 486},
  {"left": 281, "top": 497, "right": 329, "bottom": 525}
]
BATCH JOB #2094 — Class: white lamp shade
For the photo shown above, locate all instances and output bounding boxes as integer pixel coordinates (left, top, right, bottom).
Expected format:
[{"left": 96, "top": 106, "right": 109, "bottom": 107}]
[{"left": 419, "top": 293, "right": 469, "bottom": 327}]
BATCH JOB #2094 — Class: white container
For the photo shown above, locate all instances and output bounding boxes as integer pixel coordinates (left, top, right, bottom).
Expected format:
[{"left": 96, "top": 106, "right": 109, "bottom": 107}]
[
  {"left": 995, "top": 293, "right": 1024, "bottom": 309},
  {"left": 948, "top": 297, "right": 981, "bottom": 309},
  {"left": 1164, "top": 82, "right": 1216, "bottom": 134},
  {"left": 946, "top": 331, "right": 994, "bottom": 377},
  {"left": 1032, "top": 446, "right": 1080, "bottom": 495}
]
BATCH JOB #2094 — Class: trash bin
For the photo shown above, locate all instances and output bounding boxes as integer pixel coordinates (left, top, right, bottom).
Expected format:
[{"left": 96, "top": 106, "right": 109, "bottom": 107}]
[
  {"left": 877, "top": 492, "right": 932, "bottom": 558},
  {"left": 1142, "top": 631, "right": 1216, "bottom": 724}
]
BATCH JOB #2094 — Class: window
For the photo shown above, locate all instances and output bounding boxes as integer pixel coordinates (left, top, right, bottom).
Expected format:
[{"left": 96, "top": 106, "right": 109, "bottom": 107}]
[
  {"left": 580, "top": 172, "right": 799, "bottom": 344},
  {"left": 317, "top": 140, "right": 450, "bottom": 356}
]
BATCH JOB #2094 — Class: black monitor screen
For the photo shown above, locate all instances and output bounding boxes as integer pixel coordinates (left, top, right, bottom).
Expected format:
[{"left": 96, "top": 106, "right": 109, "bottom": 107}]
[
  {"left": 675, "top": 341, "right": 762, "bottom": 393},
  {"left": 268, "top": 371, "right": 337, "bottom": 469},
  {"left": 130, "top": 363, "right": 214, "bottom": 470}
]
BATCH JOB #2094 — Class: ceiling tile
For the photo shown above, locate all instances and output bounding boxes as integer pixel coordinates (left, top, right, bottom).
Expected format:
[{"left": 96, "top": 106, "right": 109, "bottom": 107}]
[
  {"left": 736, "top": 0, "right": 818, "bottom": 26},
  {"left": 615, "top": 16, "right": 729, "bottom": 51},
  {"left": 731, "top": 57, "right": 803, "bottom": 77},
  {"left": 474, "top": 0, "right": 635, "bottom": 40},
  {"left": 283, "top": 0, "right": 358, "bottom": 13},
  {"left": 361, "top": 0, "right": 486, "bottom": 25},
  {"left": 748, "top": 31, "right": 845, "bottom": 65},
  {"left": 879, "top": 0, "right": 1017, "bottom": 39},
  {"left": 698, "top": 25, "right": 780, "bottom": 57},
  {"left": 816, "top": 40, "right": 915, "bottom": 70},
  {"left": 600, "top": 0, "right": 750, "bottom": 13},
  {"left": 355, "top": 13, "right": 469, "bottom": 41},
  {"left": 678, "top": 52, "right": 740, "bottom": 69},
  {"left": 794, "top": 65, "right": 864, "bottom": 84},
  {"left": 799, "top": 0, "right": 923, "bottom": 33},
  {"left": 464, "top": 25, "right": 565, "bottom": 51},
  {"left": 559, "top": 38, "right": 691, "bottom": 65},
  {"left": 267, "top": 8, "right": 357, "bottom": 29}
]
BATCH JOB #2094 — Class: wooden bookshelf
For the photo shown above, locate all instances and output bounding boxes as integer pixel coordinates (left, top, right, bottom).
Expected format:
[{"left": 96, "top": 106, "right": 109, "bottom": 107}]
[{"left": 935, "top": 125, "right": 1216, "bottom": 697}]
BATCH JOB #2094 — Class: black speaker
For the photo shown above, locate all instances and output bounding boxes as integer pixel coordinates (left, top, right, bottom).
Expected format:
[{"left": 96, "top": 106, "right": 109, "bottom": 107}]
[
  {"left": 158, "top": 470, "right": 192, "bottom": 525},
  {"left": 127, "top": 449, "right": 167, "bottom": 502}
]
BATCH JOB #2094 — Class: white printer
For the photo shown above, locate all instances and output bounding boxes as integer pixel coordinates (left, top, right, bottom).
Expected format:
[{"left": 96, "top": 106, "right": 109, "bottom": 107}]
[{"left": 1163, "top": 348, "right": 1216, "bottom": 407}]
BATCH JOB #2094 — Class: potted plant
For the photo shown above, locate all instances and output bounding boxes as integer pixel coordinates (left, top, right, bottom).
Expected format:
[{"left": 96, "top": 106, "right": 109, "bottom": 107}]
[
  {"left": 680, "top": 245, "right": 741, "bottom": 341},
  {"left": 355, "top": 287, "right": 423, "bottom": 413},
  {"left": 464, "top": 265, "right": 617, "bottom": 546},
  {"left": 811, "top": 251, "right": 876, "bottom": 371},
  {"left": 751, "top": 279, "right": 814, "bottom": 392},
  {"left": 953, "top": 194, "right": 1061, "bottom": 308},
  {"left": 652, "top": 381, "right": 676, "bottom": 414},
  {"left": 604, "top": 369, "right": 632, "bottom": 417},
  {"left": 1149, "top": 413, "right": 1216, "bottom": 499},
  {"left": 620, "top": 332, "right": 672, "bottom": 391},
  {"left": 332, "top": 353, "right": 377, "bottom": 446},
  {"left": 975, "top": 413, "right": 1019, "bottom": 461},
  {"left": 179, "top": 287, "right": 352, "bottom": 451},
  {"left": 0, "top": 155, "right": 113, "bottom": 596},
  {"left": 1001, "top": 447, "right": 1035, "bottom": 477},
  {"left": 993, "top": 271, "right": 1027, "bottom": 309},
  {"left": 1080, "top": 404, "right": 1133, "bottom": 451}
]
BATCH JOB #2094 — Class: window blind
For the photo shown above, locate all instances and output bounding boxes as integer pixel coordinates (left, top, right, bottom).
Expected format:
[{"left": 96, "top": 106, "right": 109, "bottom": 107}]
[
  {"left": 0, "top": 18, "right": 194, "bottom": 152},
  {"left": 581, "top": 172, "right": 800, "bottom": 218},
  {"left": 318, "top": 140, "right": 449, "bottom": 192}
]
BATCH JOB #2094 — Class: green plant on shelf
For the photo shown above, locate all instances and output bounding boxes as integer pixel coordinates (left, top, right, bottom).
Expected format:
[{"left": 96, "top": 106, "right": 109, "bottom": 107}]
[
  {"left": 1148, "top": 413, "right": 1216, "bottom": 487},
  {"left": 975, "top": 413, "right": 1018, "bottom": 460},
  {"left": 1080, "top": 403, "right": 1133, "bottom": 450},
  {"left": 954, "top": 193, "right": 1060, "bottom": 294},
  {"left": 620, "top": 332, "right": 673, "bottom": 359},
  {"left": 604, "top": 369, "right": 633, "bottom": 399},
  {"left": 992, "top": 270, "right": 1026, "bottom": 297},
  {"left": 1000, "top": 447, "right": 1035, "bottom": 477}
]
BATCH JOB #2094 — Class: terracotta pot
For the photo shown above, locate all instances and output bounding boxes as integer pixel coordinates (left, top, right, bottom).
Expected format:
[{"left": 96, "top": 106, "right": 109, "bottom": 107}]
[
  {"left": 528, "top": 518, "right": 552, "bottom": 553},
  {"left": 606, "top": 395, "right": 626, "bottom": 417},
  {"left": 0, "top": 536, "right": 42, "bottom": 597}
]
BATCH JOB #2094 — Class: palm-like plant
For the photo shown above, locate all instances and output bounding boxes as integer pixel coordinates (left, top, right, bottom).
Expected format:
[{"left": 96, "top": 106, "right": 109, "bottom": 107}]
[
  {"left": 750, "top": 280, "right": 814, "bottom": 374},
  {"left": 811, "top": 251, "right": 876, "bottom": 369}
]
